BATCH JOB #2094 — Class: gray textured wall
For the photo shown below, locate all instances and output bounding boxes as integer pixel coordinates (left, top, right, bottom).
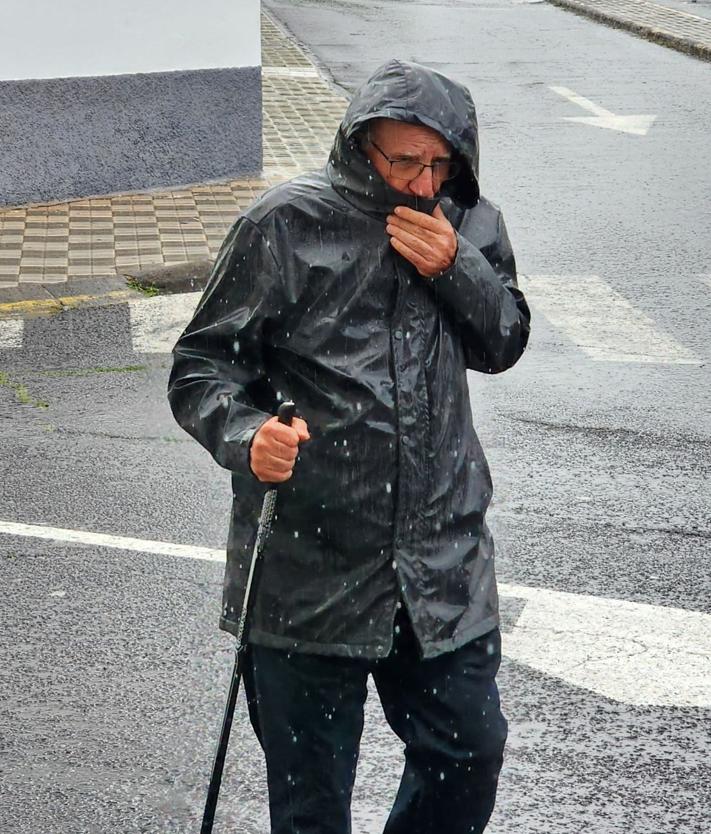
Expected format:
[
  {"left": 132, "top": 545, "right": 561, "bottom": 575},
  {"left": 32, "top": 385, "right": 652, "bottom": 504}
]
[{"left": 0, "top": 66, "right": 261, "bottom": 207}]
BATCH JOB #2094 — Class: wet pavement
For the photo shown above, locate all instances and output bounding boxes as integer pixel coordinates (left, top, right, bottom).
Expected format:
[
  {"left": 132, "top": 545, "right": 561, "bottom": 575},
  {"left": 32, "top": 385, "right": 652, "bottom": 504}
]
[
  {"left": 2, "top": 2, "right": 710, "bottom": 833},
  {"left": 2, "top": 285, "right": 709, "bottom": 833}
]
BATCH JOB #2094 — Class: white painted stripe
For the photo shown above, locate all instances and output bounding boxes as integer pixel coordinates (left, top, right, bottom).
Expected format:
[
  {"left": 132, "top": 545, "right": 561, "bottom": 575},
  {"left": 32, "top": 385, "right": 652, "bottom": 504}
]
[
  {"left": 262, "top": 66, "right": 320, "bottom": 78},
  {"left": 518, "top": 274, "right": 699, "bottom": 364},
  {"left": 0, "top": 319, "right": 23, "bottom": 349},
  {"left": 499, "top": 582, "right": 711, "bottom": 708},
  {"left": 550, "top": 85, "right": 612, "bottom": 117},
  {"left": 2, "top": 518, "right": 707, "bottom": 707},
  {"left": 0, "top": 520, "right": 224, "bottom": 562},
  {"left": 699, "top": 273, "right": 711, "bottom": 290},
  {"left": 128, "top": 291, "right": 202, "bottom": 353}
]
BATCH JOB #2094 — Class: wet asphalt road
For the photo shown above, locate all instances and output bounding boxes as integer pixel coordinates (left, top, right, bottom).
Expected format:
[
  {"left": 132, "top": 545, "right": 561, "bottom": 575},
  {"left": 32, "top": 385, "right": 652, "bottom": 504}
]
[
  {"left": 2, "top": 301, "right": 708, "bottom": 833},
  {"left": 2, "top": 2, "right": 710, "bottom": 833}
]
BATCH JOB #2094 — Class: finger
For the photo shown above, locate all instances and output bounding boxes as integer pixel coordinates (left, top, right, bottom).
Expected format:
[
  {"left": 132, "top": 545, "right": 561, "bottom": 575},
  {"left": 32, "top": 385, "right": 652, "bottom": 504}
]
[
  {"left": 261, "top": 450, "right": 297, "bottom": 470},
  {"left": 386, "top": 215, "right": 441, "bottom": 244},
  {"left": 393, "top": 205, "right": 443, "bottom": 232},
  {"left": 387, "top": 224, "right": 435, "bottom": 259},
  {"left": 252, "top": 432, "right": 297, "bottom": 460},
  {"left": 389, "top": 236, "right": 432, "bottom": 275},
  {"left": 432, "top": 204, "right": 448, "bottom": 222},
  {"left": 268, "top": 421, "right": 300, "bottom": 446},
  {"left": 292, "top": 417, "right": 311, "bottom": 441},
  {"left": 260, "top": 437, "right": 298, "bottom": 459}
]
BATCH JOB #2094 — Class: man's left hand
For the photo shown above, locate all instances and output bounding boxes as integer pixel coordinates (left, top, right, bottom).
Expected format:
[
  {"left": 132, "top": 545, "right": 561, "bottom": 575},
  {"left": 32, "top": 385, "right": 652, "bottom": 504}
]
[{"left": 386, "top": 204, "right": 457, "bottom": 278}]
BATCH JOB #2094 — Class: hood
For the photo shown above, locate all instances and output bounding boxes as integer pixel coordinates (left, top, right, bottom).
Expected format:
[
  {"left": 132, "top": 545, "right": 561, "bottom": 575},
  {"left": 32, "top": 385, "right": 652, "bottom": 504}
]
[{"left": 327, "top": 59, "right": 480, "bottom": 217}]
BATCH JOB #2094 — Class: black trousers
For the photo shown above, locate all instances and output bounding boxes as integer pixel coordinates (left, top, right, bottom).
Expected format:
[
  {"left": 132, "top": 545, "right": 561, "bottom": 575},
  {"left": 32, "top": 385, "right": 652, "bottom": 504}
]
[{"left": 243, "top": 603, "right": 507, "bottom": 834}]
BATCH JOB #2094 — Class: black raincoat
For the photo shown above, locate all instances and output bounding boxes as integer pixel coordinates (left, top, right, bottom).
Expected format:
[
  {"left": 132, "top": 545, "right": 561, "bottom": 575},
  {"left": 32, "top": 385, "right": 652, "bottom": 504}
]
[{"left": 168, "top": 60, "right": 530, "bottom": 659}]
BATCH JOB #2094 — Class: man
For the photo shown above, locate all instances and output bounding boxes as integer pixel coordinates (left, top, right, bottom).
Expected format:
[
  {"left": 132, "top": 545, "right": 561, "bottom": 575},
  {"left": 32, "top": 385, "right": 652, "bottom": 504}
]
[{"left": 168, "top": 59, "right": 530, "bottom": 834}]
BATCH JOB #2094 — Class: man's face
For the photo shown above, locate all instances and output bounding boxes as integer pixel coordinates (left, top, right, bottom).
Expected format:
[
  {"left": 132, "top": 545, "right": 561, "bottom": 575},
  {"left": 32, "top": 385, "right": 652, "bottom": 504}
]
[{"left": 363, "top": 118, "right": 454, "bottom": 199}]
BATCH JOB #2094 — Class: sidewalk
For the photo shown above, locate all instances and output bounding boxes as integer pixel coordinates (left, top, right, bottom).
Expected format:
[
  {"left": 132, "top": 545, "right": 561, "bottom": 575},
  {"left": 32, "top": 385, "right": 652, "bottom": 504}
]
[
  {"left": 548, "top": 0, "right": 711, "bottom": 59},
  {"left": 0, "top": 12, "right": 347, "bottom": 310}
]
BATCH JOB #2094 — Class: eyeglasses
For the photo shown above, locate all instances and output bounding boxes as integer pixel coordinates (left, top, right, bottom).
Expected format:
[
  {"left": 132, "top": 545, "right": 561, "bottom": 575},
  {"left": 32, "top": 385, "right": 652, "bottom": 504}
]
[{"left": 368, "top": 138, "right": 460, "bottom": 182}]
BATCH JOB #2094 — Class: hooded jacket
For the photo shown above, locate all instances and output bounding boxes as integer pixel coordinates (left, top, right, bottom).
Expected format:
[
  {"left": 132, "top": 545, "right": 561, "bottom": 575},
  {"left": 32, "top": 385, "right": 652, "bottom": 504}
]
[{"left": 168, "top": 60, "right": 531, "bottom": 659}]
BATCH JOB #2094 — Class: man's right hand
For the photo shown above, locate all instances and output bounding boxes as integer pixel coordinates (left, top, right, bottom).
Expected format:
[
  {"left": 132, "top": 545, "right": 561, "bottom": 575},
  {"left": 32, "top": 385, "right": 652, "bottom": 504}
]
[{"left": 249, "top": 415, "right": 311, "bottom": 483}]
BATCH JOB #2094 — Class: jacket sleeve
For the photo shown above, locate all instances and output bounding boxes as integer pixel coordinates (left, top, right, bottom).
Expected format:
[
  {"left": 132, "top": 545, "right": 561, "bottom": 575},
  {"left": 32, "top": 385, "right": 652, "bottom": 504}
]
[
  {"left": 432, "top": 210, "right": 531, "bottom": 374},
  {"left": 167, "top": 216, "right": 284, "bottom": 478}
]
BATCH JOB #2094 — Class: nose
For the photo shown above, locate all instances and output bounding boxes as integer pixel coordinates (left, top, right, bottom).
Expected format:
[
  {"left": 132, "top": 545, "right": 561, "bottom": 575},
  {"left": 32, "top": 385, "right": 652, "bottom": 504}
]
[{"left": 408, "top": 166, "right": 437, "bottom": 199}]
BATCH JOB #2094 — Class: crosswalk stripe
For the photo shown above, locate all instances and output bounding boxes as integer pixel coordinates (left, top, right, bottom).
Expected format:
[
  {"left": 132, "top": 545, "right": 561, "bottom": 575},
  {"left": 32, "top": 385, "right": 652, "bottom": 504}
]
[
  {"left": 128, "top": 292, "right": 202, "bottom": 353},
  {"left": 2, "top": 276, "right": 707, "bottom": 363},
  {"left": 498, "top": 582, "right": 711, "bottom": 708},
  {"left": 0, "top": 519, "right": 224, "bottom": 562},
  {"left": 0, "top": 517, "right": 707, "bottom": 708},
  {"left": 0, "top": 319, "right": 23, "bottom": 349},
  {"left": 518, "top": 273, "right": 700, "bottom": 364}
]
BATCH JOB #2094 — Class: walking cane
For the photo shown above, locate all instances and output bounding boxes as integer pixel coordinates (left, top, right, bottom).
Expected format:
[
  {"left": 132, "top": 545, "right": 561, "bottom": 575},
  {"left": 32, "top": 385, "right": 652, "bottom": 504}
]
[{"left": 201, "top": 400, "right": 297, "bottom": 833}]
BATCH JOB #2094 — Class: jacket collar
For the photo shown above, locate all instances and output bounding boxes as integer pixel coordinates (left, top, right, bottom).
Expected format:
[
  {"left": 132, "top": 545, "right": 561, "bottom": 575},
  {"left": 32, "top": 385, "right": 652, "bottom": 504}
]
[{"left": 327, "top": 130, "right": 440, "bottom": 220}]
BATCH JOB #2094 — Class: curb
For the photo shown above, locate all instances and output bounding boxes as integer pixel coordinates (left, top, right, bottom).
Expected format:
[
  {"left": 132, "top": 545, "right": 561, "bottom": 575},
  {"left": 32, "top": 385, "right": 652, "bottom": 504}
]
[
  {"left": 0, "top": 261, "right": 212, "bottom": 319},
  {"left": 120, "top": 259, "right": 214, "bottom": 295},
  {"left": 0, "top": 289, "right": 136, "bottom": 321},
  {"left": 547, "top": 0, "right": 711, "bottom": 61}
]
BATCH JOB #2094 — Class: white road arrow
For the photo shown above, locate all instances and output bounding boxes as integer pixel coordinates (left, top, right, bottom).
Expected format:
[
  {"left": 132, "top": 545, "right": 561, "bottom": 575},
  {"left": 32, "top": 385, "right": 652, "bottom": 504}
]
[{"left": 550, "top": 85, "right": 657, "bottom": 135}]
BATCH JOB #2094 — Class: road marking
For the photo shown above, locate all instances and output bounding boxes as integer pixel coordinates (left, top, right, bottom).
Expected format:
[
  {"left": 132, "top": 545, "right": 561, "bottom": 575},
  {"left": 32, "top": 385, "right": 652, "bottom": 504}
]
[
  {"left": 498, "top": 582, "right": 711, "bottom": 708},
  {"left": 128, "top": 291, "right": 202, "bottom": 353},
  {"left": 518, "top": 273, "right": 699, "bottom": 364},
  {"left": 550, "top": 86, "right": 657, "bottom": 135},
  {"left": 0, "top": 319, "right": 23, "bottom": 349},
  {"left": 1, "top": 519, "right": 708, "bottom": 708},
  {"left": 0, "top": 520, "right": 223, "bottom": 562},
  {"left": 2, "top": 280, "right": 701, "bottom": 364},
  {"left": 699, "top": 273, "right": 711, "bottom": 290}
]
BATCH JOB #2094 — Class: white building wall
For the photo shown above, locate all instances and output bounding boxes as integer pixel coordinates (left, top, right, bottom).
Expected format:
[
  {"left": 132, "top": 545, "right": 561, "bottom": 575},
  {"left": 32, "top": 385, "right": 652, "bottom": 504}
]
[{"left": 0, "top": 0, "right": 261, "bottom": 81}]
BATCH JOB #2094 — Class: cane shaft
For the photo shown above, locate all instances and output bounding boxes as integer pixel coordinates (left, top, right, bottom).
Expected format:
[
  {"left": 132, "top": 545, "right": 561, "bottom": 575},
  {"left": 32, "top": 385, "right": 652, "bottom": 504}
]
[
  {"left": 200, "top": 401, "right": 296, "bottom": 832},
  {"left": 201, "top": 650, "right": 244, "bottom": 832}
]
